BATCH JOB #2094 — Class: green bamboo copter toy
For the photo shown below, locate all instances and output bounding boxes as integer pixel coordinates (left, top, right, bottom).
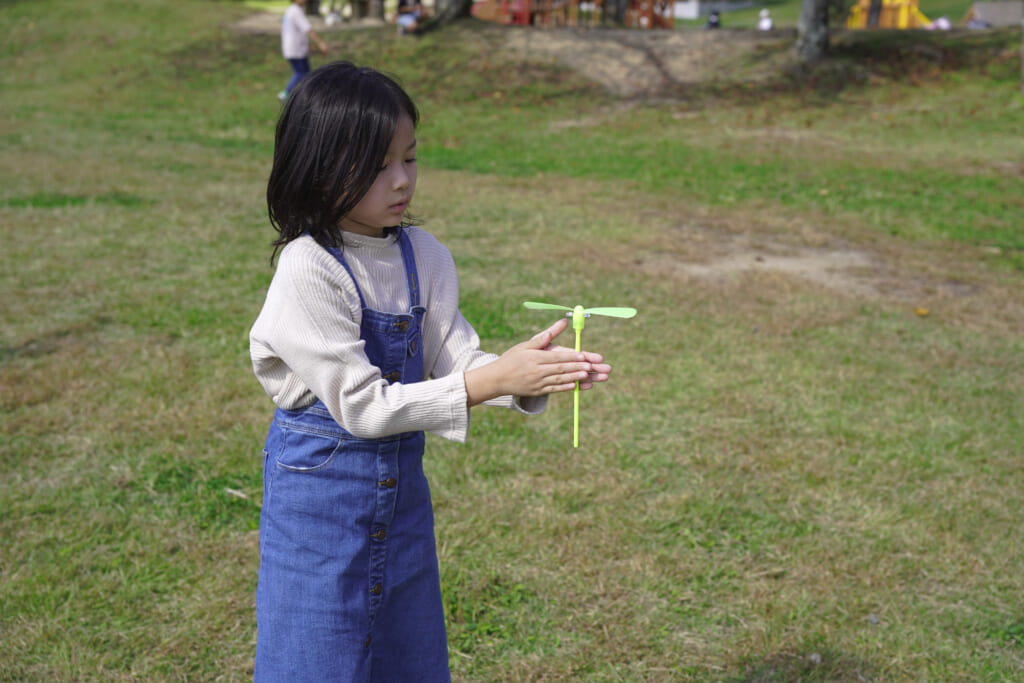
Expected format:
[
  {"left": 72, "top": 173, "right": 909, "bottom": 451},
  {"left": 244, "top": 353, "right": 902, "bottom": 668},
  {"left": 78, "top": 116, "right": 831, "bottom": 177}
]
[{"left": 524, "top": 301, "right": 637, "bottom": 448}]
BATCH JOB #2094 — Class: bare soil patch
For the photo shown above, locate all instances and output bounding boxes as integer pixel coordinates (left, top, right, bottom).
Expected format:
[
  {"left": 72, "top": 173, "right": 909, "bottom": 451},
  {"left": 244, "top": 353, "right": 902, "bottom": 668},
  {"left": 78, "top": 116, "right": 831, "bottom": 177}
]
[
  {"left": 631, "top": 216, "right": 1023, "bottom": 335},
  {"left": 503, "top": 27, "right": 793, "bottom": 96},
  {"left": 232, "top": 12, "right": 792, "bottom": 96}
]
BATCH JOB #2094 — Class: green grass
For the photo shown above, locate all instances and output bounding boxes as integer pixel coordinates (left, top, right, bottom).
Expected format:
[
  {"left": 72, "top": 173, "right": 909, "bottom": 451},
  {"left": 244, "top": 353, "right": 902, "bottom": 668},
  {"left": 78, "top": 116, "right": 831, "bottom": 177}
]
[{"left": 2, "top": 0, "right": 1023, "bottom": 680}]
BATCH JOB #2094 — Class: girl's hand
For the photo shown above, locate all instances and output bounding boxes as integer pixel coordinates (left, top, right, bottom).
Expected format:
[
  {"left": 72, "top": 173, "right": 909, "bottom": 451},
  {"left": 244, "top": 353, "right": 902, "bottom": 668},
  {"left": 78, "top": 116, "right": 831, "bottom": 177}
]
[
  {"left": 532, "top": 319, "right": 612, "bottom": 390},
  {"left": 465, "top": 318, "right": 613, "bottom": 407}
]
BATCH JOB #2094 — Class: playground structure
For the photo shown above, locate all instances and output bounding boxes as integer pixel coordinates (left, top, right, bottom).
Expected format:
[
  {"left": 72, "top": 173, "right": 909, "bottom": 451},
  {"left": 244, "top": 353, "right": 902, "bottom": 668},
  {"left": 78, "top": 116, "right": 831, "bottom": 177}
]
[
  {"left": 472, "top": 0, "right": 674, "bottom": 28},
  {"left": 625, "top": 0, "right": 675, "bottom": 28},
  {"left": 845, "top": 0, "right": 932, "bottom": 28}
]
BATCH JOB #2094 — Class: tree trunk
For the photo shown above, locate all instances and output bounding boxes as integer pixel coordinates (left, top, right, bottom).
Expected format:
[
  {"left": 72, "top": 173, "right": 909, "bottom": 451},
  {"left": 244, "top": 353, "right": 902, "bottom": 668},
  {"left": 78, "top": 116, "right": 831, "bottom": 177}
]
[
  {"left": 427, "top": 0, "right": 475, "bottom": 27},
  {"left": 605, "top": 0, "right": 629, "bottom": 25},
  {"left": 796, "top": 0, "right": 830, "bottom": 63},
  {"left": 349, "top": 0, "right": 384, "bottom": 20}
]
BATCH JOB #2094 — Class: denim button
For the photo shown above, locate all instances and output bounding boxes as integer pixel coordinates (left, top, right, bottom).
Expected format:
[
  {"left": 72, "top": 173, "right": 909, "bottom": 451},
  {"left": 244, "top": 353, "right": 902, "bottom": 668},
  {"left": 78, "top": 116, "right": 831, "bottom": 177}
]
[
  {"left": 394, "top": 320, "right": 409, "bottom": 331},
  {"left": 384, "top": 371, "right": 401, "bottom": 382},
  {"left": 370, "top": 583, "right": 383, "bottom": 595},
  {"left": 371, "top": 528, "right": 386, "bottom": 540},
  {"left": 408, "top": 339, "right": 417, "bottom": 354},
  {"left": 380, "top": 477, "right": 397, "bottom": 488}
]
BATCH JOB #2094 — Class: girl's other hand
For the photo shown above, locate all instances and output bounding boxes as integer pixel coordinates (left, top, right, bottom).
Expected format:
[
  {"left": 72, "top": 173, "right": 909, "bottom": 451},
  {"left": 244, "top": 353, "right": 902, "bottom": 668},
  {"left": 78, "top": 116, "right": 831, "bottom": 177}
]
[
  {"left": 465, "top": 318, "right": 613, "bottom": 407},
  {"left": 531, "top": 318, "right": 612, "bottom": 389}
]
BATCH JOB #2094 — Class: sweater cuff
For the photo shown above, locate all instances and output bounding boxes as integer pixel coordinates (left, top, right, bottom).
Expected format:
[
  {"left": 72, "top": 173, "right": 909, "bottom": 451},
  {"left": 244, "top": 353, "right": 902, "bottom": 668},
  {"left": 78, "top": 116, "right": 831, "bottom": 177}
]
[
  {"left": 483, "top": 394, "right": 548, "bottom": 415},
  {"left": 513, "top": 394, "right": 547, "bottom": 415},
  {"left": 428, "top": 373, "right": 471, "bottom": 443}
]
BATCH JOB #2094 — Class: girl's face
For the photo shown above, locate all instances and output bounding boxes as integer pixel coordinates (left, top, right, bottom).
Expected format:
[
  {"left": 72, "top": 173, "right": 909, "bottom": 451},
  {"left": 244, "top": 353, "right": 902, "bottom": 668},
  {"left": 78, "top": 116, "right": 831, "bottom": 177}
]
[{"left": 340, "top": 113, "right": 417, "bottom": 237}]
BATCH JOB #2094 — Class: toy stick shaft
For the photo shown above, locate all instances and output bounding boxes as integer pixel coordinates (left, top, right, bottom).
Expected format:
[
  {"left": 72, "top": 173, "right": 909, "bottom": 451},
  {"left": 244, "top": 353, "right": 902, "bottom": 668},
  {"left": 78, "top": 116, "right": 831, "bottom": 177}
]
[{"left": 574, "top": 329, "right": 580, "bottom": 448}]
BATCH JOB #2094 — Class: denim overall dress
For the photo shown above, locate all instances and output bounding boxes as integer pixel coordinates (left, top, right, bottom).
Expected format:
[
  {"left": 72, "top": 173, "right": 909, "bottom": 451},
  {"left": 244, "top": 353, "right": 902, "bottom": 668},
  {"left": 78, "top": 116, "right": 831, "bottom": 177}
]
[{"left": 255, "top": 229, "right": 450, "bottom": 682}]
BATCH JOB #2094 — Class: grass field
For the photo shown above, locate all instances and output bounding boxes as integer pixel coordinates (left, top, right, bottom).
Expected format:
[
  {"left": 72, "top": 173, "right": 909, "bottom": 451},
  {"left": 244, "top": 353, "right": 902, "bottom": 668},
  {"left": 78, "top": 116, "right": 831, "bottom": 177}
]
[{"left": 2, "top": 0, "right": 1023, "bottom": 680}]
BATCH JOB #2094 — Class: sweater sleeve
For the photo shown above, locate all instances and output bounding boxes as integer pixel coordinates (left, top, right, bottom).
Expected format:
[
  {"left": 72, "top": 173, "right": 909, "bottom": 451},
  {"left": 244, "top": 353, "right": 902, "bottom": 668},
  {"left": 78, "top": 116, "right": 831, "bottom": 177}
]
[
  {"left": 250, "top": 238, "right": 473, "bottom": 442},
  {"left": 411, "top": 229, "right": 547, "bottom": 417}
]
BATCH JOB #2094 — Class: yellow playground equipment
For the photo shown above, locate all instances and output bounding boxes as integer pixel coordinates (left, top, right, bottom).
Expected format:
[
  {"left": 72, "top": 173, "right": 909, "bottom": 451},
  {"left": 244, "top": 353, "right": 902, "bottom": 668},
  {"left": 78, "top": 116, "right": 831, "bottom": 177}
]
[{"left": 846, "top": 0, "right": 933, "bottom": 28}]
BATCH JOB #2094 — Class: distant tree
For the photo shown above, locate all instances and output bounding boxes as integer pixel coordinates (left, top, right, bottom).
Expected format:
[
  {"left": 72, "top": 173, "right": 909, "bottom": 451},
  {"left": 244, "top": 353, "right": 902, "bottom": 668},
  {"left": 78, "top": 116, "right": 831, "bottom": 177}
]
[
  {"left": 796, "top": 0, "right": 830, "bottom": 62},
  {"left": 428, "top": 0, "right": 475, "bottom": 26},
  {"left": 796, "top": 0, "right": 854, "bottom": 62},
  {"left": 604, "top": 0, "right": 628, "bottom": 24}
]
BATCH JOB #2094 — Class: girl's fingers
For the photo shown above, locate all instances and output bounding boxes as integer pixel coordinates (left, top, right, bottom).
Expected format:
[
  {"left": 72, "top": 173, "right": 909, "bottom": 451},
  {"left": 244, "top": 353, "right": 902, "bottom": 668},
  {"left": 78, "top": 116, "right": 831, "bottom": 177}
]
[
  {"left": 546, "top": 361, "right": 611, "bottom": 377},
  {"left": 530, "top": 318, "right": 569, "bottom": 347},
  {"left": 531, "top": 353, "right": 589, "bottom": 371},
  {"left": 537, "top": 361, "right": 611, "bottom": 387},
  {"left": 556, "top": 370, "right": 592, "bottom": 384},
  {"left": 546, "top": 345, "right": 606, "bottom": 366},
  {"left": 549, "top": 368, "right": 610, "bottom": 390},
  {"left": 547, "top": 377, "right": 603, "bottom": 394}
]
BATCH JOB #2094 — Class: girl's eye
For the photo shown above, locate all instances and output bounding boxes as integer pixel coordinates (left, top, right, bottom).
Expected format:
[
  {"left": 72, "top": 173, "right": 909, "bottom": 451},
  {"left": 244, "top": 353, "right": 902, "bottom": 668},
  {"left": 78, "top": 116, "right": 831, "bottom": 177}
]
[{"left": 378, "top": 156, "right": 414, "bottom": 172}]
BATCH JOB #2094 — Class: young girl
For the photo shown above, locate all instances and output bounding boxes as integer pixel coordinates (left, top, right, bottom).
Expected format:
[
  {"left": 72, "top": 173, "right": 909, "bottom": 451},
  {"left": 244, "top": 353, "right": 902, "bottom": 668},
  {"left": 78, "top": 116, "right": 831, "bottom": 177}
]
[{"left": 249, "top": 62, "right": 612, "bottom": 681}]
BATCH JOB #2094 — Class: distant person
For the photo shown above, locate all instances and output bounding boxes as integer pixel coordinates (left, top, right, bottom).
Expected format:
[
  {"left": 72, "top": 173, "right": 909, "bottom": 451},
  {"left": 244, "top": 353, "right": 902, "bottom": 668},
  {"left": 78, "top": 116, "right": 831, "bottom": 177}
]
[
  {"left": 705, "top": 9, "right": 721, "bottom": 29},
  {"left": 757, "top": 8, "right": 773, "bottom": 30},
  {"left": 963, "top": 5, "right": 993, "bottom": 28},
  {"left": 279, "top": 0, "right": 328, "bottom": 102},
  {"left": 251, "top": 61, "right": 613, "bottom": 681},
  {"left": 396, "top": 0, "right": 423, "bottom": 34}
]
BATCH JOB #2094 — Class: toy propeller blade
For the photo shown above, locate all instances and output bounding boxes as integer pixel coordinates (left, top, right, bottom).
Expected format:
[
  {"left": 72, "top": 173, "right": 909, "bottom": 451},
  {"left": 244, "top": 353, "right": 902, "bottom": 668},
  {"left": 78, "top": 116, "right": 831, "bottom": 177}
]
[
  {"left": 584, "top": 307, "right": 637, "bottom": 318},
  {"left": 523, "top": 301, "right": 572, "bottom": 312}
]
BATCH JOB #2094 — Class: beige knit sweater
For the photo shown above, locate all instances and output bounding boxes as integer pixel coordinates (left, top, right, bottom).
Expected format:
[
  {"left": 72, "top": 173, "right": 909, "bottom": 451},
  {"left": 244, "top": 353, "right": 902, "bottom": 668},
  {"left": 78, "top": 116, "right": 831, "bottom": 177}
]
[{"left": 250, "top": 228, "right": 545, "bottom": 443}]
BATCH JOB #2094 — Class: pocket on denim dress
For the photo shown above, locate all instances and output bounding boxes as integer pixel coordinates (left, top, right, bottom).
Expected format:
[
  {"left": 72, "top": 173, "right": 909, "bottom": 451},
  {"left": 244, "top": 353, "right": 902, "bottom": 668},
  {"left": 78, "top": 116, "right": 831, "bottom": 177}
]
[{"left": 275, "top": 426, "right": 346, "bottom": 473}]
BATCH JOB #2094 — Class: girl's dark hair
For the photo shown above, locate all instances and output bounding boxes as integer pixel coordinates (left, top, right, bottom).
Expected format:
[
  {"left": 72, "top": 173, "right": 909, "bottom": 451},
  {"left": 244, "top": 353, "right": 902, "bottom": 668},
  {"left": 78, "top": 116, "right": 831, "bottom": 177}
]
[{"left": 266, "top": 62, "right": 419, "bottom": 262}]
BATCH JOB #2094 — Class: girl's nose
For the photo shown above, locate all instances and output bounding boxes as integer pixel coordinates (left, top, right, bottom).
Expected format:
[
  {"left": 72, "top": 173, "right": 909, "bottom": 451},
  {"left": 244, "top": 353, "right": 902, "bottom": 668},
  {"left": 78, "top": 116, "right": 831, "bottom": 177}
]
[{"left": 391, "top": 167, "right": 409, "bottom": 190}]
